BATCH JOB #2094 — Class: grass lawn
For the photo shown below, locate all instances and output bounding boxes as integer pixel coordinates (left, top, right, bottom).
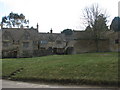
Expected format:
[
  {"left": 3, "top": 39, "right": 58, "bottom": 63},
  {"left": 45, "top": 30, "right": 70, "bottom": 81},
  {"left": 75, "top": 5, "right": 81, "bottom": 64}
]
[{"left": 1, "top": 52, "right": 119, "bottom": 86}]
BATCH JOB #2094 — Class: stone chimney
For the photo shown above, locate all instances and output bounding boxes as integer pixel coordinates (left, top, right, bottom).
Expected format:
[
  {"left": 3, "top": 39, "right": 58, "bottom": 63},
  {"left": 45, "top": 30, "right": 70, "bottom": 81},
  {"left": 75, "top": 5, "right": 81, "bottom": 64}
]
[
  {"left": 50, "top": 28, "right": 53, "bottom": 33},
  {"left": 0, "top": 23, "right": 3, "bottom": 29},
  {"left": 37, "top": 23, "right": 39, "bottom": 30}
]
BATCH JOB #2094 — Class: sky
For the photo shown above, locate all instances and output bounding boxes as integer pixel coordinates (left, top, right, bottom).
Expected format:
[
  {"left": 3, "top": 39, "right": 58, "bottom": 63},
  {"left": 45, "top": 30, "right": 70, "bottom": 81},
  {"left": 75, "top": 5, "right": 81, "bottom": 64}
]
[{"left": 0, "top": 0, "right": 119, "bottom": 33}]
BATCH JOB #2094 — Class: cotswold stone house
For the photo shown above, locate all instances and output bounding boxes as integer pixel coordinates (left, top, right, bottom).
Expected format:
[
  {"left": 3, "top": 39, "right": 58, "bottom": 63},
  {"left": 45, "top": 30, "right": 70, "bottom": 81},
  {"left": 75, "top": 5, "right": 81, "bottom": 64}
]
[
  {"left": 2, "top": 28, "right": 39, "bottom": 58},
  {"left": 1, "top": 27, "right": 119, "bottom": 58},
  {"left": 1, "top": 27, "right": 74, "bottom": 58}
]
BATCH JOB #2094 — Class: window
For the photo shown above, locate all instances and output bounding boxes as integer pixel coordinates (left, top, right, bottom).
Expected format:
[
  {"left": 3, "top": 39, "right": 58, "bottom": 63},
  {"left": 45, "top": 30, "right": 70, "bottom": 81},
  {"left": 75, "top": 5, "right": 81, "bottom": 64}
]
[
  {"left": 3, "top": 42, "right": 9, "bottom": 47},
  {"left": 33, "top": 41, "right": 38, "bottom": 44},
  {"left": 40, "top": 47, "right": 46, "bottom": 50},
  {"left": 40, "top": 40, "right": 48, "bottom": 44},
  {"left": 13, "top": 40, "right": 15, "bottom": 44},
  {"left": 3, "top": 32, "right": 11, "bottom": 40},
  {"left": 56, "top": 40, "right": 62, "bottom": 44},
  {"left": 24, "top": 32, "right": 30, "bottom": 40},
  {"left": 22, "top": 51, "right": 29, "bottom": 56},
  {"left": 4, "top": 35, "right": 9, "bottom": 40},
  {"left": 23, "top": 42, "right": 29, "bottom": 48},
  {"left": 115, "top": 39, "right": 119, "bottom": 44}
]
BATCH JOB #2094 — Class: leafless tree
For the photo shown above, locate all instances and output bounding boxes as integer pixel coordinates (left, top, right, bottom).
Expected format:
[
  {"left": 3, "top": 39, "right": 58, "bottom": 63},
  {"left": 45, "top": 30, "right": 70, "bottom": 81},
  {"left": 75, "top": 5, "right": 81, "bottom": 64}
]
[{"left": 82, "top": 4, "right": 109, "bottom": 52}]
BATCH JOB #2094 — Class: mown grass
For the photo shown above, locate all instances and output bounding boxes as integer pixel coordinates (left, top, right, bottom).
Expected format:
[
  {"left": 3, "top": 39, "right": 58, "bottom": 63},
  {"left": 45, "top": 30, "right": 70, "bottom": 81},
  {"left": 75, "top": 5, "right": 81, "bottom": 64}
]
[{"left": 1, "top": 52, "right": 119, "bottom": 86}]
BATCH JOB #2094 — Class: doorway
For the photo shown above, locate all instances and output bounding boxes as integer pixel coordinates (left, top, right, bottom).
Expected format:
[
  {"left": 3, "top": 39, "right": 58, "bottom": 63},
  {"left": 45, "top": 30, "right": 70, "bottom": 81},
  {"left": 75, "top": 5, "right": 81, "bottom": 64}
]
[{"left": 12, "top": 50, "right": 17, "bottom": 58}]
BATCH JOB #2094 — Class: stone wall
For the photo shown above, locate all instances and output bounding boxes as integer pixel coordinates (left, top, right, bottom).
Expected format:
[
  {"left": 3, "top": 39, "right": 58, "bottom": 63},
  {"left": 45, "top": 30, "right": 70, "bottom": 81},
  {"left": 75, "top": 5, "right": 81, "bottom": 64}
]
[
  {"left": 108, "top": 32, "right": 120, "bottom": 52},
  {"left": 74, "top": 39, "right": 109, "bottom": 53},
  {"left": 97, "top": 39, "right": 110, "bottom": 52},
  {"left": 109, "top": 38, "right": 119, "bottom": 52},
  {"left": 33, "top": 49, "right": 53, "bottom": 57}
]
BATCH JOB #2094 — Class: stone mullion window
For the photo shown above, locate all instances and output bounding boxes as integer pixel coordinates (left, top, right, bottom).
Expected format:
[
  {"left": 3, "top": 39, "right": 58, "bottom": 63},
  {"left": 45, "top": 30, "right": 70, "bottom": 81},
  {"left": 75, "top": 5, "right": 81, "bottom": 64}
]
[{"left": 115, "top": 39, "right": 119, "bottom": 44}]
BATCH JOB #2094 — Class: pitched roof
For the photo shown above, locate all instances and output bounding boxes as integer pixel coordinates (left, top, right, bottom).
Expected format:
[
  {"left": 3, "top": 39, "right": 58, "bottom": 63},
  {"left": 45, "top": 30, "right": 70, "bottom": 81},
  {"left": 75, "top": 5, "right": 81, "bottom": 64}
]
[
  {"left": 73, "top": 30, "right": 114, "bottom": 40},
  {"left": 2, "top": 28, "right": 38, "bottom": 41},
  {"left": 38, "top": 33, "right": 66, "bottom": 42},
  {"left": 73, "top": 30, "right": 95, "bottom": 39}
]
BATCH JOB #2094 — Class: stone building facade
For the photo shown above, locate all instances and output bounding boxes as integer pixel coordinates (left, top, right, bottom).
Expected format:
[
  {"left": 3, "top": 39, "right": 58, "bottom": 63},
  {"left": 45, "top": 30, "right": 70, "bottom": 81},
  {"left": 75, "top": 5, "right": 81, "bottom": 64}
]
[
  {"left": 1, "top": 28, "right": 74, "bottom": 58},
  {"left": 1, "top": 27, "right": 120, "bottom": 58},
  {"left": 2, "top": 28, "right": 39, "bottom": 58}
]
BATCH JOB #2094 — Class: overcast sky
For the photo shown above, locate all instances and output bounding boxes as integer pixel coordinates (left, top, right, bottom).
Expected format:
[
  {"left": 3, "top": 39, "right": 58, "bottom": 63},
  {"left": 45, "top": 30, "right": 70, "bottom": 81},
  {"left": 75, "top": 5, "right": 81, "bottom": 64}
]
[{"left": 0, "top": 0, "right": 119, "bottom": 33}]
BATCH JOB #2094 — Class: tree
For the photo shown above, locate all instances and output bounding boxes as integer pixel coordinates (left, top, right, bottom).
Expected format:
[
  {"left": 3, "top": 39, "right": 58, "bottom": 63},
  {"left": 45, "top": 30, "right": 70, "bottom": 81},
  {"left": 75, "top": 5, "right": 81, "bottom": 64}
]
[
  {"left": 1, "top": 12, "right": 29, "bottom": 28},
  {"left": 61, "top": 29, "right": 73, "bottom": 54},
  {"left": 61, "top": 29, "right": 73, "bottom": 35},
  {"left": 110, "top": 17, "right": 120, "bottom": 32},
  {"left": 85, "top": 25, "right": 92, "bottom": 31},
  {"left": 83, "top": 4, "right": 109, "bottom": 52}
]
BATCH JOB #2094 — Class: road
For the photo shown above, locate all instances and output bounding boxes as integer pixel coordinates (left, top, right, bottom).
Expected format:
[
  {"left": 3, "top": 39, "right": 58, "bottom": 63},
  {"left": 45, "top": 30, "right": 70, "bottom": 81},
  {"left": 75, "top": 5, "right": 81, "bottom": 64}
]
[{"left": 1, "top": 79, "right": 118, "bottom": 89}]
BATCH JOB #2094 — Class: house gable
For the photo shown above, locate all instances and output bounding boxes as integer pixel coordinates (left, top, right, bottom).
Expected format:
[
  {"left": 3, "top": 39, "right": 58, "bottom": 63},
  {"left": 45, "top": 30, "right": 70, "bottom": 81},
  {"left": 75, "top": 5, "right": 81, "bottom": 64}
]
[
  {"left": 2, "top": 31, "right": 13, "bottom": 41},
  {"left": 21, "top": 31, "right": 31, "bottom": 41}
]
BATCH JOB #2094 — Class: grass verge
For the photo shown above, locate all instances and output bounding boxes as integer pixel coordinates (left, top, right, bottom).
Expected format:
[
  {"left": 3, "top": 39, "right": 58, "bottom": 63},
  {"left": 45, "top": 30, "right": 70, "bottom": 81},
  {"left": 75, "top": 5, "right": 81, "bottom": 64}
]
[{"left": 1, "top": 52, "right": 119, "bottom": 86}]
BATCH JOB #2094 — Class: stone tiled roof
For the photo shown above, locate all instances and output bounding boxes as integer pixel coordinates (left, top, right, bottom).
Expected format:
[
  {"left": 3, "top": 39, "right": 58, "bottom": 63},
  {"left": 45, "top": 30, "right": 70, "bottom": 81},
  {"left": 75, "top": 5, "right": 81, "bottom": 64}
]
[
  {"left": 2, "top": 28, "right": 119, "bottom": 46},
  {"left": 73, "top": 30, "right": 117, "bottom": 40},
  {"left": 73, "top": 30, "right": 95, "bottom": 40},
  {"left": 104, "top": 30, "right": 120, "bottom": 39},
  {"left": 2, "top": 28, "right": 38, "bottom": 41},
  {"left": 38, "top": 33, "right": 66, "bottom": 48},
  {"left": 38, "top": 33, "right": 66, "bottom": 42}
]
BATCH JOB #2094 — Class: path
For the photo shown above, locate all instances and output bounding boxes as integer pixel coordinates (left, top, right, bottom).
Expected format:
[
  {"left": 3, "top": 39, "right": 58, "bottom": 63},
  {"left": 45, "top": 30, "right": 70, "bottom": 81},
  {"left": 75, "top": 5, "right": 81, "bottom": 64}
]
[{"left": 1, "top": 79, "right": 117, "bottom": 89}]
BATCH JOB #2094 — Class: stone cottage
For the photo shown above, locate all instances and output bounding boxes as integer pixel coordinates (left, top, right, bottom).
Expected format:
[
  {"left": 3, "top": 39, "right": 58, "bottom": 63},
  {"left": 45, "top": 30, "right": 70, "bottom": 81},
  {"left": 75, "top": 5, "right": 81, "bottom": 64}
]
[
  {"left": 2, "top": 28, "right": 39, "bottom": 58},
  {"left": 1, "top": 27, "right": 75, "bottom": 58},
  {"left": 1, "top": 27, "right": 120, "bottom": 58}
]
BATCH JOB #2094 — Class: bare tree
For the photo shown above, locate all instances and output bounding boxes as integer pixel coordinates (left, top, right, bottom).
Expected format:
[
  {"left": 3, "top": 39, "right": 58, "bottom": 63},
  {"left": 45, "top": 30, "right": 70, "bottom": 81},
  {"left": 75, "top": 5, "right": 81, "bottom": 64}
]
[
  {"left": 83, "top": 4, "right": 109, "bottom": 52},
  {"left": 83, "top": 4, "right": 100, "bottom": 27}
]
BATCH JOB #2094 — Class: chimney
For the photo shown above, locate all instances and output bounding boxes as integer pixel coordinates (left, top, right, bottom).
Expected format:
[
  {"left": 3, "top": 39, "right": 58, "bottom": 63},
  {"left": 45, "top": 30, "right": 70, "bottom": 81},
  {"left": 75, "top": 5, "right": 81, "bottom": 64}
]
[
  {"left": 37, "top": 23, "right": 39, "bottom": 30},
  {"left": 50, "top": 28, "right": 53, "bottom": 33},
  {"left": 0, "top": 23, "right": 3, "bottom": 29}
]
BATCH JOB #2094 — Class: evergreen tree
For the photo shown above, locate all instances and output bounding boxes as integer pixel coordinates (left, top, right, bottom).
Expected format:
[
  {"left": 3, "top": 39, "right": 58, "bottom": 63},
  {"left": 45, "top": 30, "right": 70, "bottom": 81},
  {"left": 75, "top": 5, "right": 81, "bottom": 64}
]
[
  {"left": 1, "top": 12, "right": 29, "bottom": 28},
  {"left": 110, "top": 17, "right": 120, "bottom": 32}
]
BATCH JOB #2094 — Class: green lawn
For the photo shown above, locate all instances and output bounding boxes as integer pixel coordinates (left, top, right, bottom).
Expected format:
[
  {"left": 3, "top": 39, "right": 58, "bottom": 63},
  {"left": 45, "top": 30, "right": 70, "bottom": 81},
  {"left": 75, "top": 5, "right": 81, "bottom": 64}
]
[{"left": 1, "top": 52, "right": 119, "bottom": 86}]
